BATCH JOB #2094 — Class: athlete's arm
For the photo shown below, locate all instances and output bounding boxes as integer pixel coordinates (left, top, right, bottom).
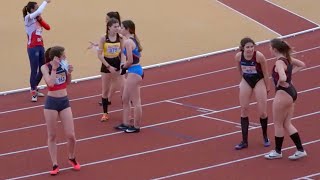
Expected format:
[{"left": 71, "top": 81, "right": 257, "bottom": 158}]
[
  {"left": 257, "top": 51, "right": 270, "bottom": 92},
  {"left": 66, "top": 65, "right": 73, "bottom": 84},
  {"left": 234, "top": 52, "right": 242, "bottom": 78},
  {"left": 41, "top": 57, "right": 59, "bottom": 87},
  {"left": 122, "top": 39, "right": 135, "bottom": 68},
  {"left": 275, "top": 60, "right": 287, "bottom": 86},
  {"left": 36, "top": 16, "right": 51, "bottom": 30},
  {"left": 26, "top": 0, "right": 50, "bottom": 20},
  {"left": 97, "top": 36, "right": 112, "bottom": 68},
  {"left": 291, "top": 58, "right": 306, "bottom": 74}
]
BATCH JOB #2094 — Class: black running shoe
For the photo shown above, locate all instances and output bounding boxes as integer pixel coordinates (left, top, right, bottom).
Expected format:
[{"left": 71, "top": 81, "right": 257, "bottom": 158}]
[
  {"left": 235, "top": 141, "right": 248, "bottom": 150},
  {"left": 114, "top": 123, "right": 129, "bottom": 131},
  {"left": 125, "top": 126, "right": 140, "bottom": 133}
]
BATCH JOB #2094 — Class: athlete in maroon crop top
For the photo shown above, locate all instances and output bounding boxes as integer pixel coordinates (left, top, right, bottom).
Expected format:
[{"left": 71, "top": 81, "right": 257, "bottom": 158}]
[{"left": 264, "top": 38, "right": 307, "bottom": 160}]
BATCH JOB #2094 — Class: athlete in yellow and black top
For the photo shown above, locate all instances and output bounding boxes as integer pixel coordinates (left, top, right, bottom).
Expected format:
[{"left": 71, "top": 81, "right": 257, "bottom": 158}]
[
  {"left": 100, "top": 33, "right": 121, "bottom": 73},
  {"left": 97, "top": 17, "right": 124, "bottom": 122}
]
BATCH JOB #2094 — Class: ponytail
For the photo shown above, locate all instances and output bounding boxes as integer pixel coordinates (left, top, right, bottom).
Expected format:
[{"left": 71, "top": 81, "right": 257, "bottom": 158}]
[
  {"left": 134, "top": 34, "right": 143, "bottom": 52},
  {"left": 282, "top": 41, "right": 292, "bottom": 63},
  {"left": 284, "top": 50, "right": 292, "bottom": 63},
  {"left": 115, "top": 12, "right": 121, "bottom": 23},
  {"left": 22, "top": 6, "right": 28, "bottom": 18}
]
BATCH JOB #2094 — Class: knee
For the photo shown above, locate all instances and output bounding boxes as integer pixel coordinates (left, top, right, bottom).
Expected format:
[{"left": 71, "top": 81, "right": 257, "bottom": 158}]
[
  {"left": 134, "top": 103, "right": 142, "bottom": 110},
  {"left": 260, "top": 113, "right": 268, "bottom": 119},
  {"left": 283, "top": 122, "right": 292, "bottom": 130},
  {"left": 48, "top": 133, "right": 57, "bottom": 142},
  {"left": 101, "top": 89, "right": 109, "bottom": 98},
  {"left": 274, "top": 121, "right": 283, "bottom": 129},
  {"left": 122, "top": 94, "right": 130, "bottom": 105},
  {"left": 65, "top": 133, "right": 76, "bottom": 143},
  {"left": 241, "top": 107, "right": 249, "bottom": 117}
]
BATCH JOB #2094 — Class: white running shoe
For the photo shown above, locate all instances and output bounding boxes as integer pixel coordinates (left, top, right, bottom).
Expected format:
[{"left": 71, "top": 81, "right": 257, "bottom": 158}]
[
  {"left": 288, "top": 150, "right": 307, "bottom": 160},
  {"left": 31, "top": 95, "right": 38, "bottom": 102},
  {"left": 37, "top": 91, "right": 45, "bottom": 97},
  {"left": 264, "top": 150, "right": 282, "bottom": 160}
]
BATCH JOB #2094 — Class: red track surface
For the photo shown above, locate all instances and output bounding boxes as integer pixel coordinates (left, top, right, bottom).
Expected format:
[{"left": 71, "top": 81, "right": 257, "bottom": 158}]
[
  {"left": 1, "top": 1, "right": 320, "bottom": 180},
  {"left": 218, "top": 0, "right": 318, "bottom": 35}
]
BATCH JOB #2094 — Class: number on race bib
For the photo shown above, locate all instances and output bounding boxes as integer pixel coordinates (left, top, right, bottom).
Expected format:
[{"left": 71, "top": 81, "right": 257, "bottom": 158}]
[
  {"left": 241, "top": 65, "right": 258, "bottom": 74},
  {"left": 55, "top": 74, "right": 66, "bottom": 85},
  {"left": 107, "top": 46, "right": 120, "bottom": 54},
  {"left": 36, "top": 28, "right": 42, "bottom": 36}
]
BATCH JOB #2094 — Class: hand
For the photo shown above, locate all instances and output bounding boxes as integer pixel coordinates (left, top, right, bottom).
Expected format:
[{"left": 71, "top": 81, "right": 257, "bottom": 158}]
[
  {"left": 68, "top": 65, "right": 74, "bottom": 73},
  {"left": 108, "top": 66, "right": 116, "bottom": 73},
  {"left": 87, "top": 41, "right": 98, "bottom": 50},
  {"left": 51, "top": 56, "right": 60, "bottom": 70}
]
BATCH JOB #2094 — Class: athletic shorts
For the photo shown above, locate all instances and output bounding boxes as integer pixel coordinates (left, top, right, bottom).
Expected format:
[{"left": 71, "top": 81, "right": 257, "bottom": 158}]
[
  {"left": 44, "top": 96, "right": 70, "bottom": 112},
  {"left": 243, "top": 74, "right": 263, "bottom": 89},
  {"left": 101, "top": 56, "right": 121, "bottom": 73},
  {"left": 128, "top": 64, "right": 144, "bottom": 78},
  {"left": 276, "top": 84, "right": 297, "bottom": 102}
]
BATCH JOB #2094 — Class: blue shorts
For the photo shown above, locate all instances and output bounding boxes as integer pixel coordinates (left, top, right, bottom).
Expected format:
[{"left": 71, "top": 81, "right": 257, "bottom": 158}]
[
  {"left": 44, "top": 96, "right": 70, "bottom": 112},
  {"left": 128, "top": 64, "right": 144, "bottom": 78}
]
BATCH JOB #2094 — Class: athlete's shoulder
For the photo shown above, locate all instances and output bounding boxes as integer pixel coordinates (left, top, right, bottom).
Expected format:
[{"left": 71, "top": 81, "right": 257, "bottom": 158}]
[
  {"left": 255, "top": 51, "right": 266, "bottom": 62},
  {"left": 235, "top": 51, "right": 242, "bottom": 61},
  {"left": 255, "top": 51, "right": 265, "bottom": 57}
]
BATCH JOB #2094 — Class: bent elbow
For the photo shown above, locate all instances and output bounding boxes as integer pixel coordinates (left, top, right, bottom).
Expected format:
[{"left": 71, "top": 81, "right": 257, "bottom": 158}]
[
  {"left": 47, "top": 82, "right": 55, "bottom": 88},
  {"left": 44, "top": 26, "right": 51, "bottom": 30}
]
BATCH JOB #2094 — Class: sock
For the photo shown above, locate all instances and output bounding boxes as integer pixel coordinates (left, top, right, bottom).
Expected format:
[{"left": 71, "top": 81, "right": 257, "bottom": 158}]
[
  {"left": 290, "top": 132, "right": 304, "bottom": 152},
  {"left": 31, "top": 90, "right": 37, "bottom": 96},
  {"left": 275, "top": 136, "right": 284, "bottom": 154},
  {"left": 260, "top": 117, "right": 268, "bottom": 140},
  {"left": 241, "top": 117, "right": 249, "bottom": 143},
  {"left": 102, "top": 98, "right": 109, "bottom": 114}
]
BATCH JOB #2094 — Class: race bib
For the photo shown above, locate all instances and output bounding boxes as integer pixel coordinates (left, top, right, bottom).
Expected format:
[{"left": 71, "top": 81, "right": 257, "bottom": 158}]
[
  {"left": 107, "top": 45, "right": 120, "bottom": 54},
  {"left": 241, "top": 65, "right": 257, "bottom": 74},
  {"left": 55, "top": 73, "right": 67, "bottom": 85},
  {"left": 35, "top": 28, "right": 43, "bottom": 36}
]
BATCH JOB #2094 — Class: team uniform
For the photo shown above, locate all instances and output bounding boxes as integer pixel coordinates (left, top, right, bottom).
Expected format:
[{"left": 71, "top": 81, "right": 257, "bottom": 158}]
[
  {"left": 123, "top": 37, "right": 144, "bottom": 78},
  {"left": 235, "top": 50, "right": 269, "bottom": 150},
  {"left": 42, "top": 62, "right": 81, "bottom": 175},
  {"left": 264, "top": 57, "right": 306, "bottom": 160},
  {"left": 272, "top": 57, "right": 297, "bottom": 101},
  {"left": 24, "top": 1, "right": 50, "bottom": 101},
  {"left": 101, "top": 34, "right": 121, "bottom": 73},
  {"left": 44, "top": 64, "right": 70, "bottom": 112},
  {"left": 240, "top": 51, "right": 263, "bottom": 88}
]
